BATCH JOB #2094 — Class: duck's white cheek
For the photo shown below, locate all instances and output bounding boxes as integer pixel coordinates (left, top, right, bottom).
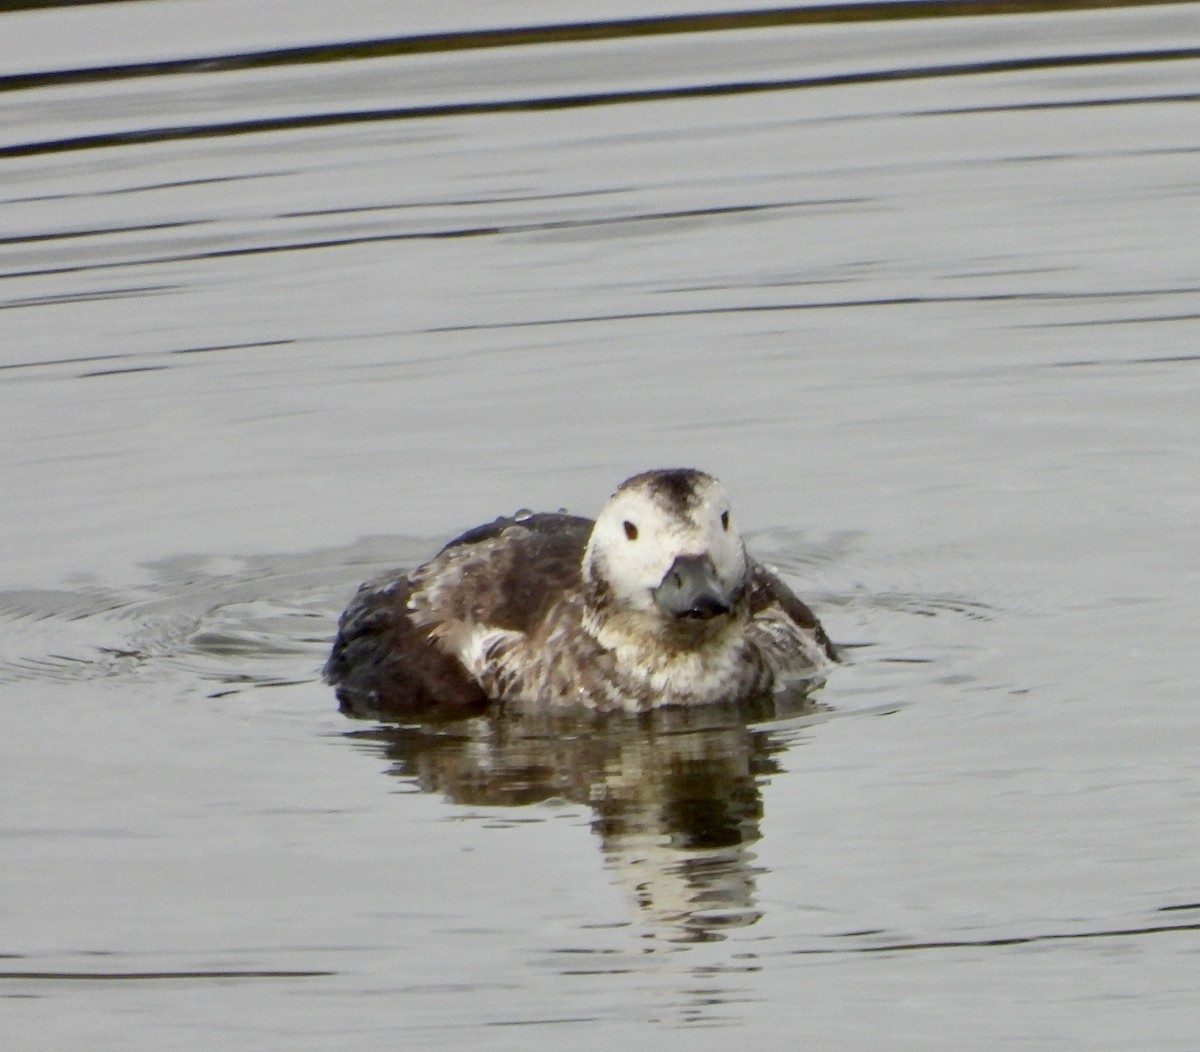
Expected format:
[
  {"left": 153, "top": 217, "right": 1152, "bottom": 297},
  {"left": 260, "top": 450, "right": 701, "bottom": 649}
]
[
  {"left": 615, "top": 553, "right": 674, "bottom": 610},
  {"left": 627, "top": 559, "right": 664, "bottom": 599},
  {"left": 709, "top": 538, "right": 742, "bottom": 575}
]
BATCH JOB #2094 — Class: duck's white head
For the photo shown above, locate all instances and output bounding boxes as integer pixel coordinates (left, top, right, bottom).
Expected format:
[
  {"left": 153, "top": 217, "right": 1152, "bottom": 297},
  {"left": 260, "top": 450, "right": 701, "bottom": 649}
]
[{"left": 583, "top": 469, "right": 749, "bottom": 627}]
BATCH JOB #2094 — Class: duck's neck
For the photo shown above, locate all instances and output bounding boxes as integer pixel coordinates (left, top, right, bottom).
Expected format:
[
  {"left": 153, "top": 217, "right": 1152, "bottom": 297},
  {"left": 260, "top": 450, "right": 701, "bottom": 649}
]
[{"left": 580, "top": 589, "right": 764, "bottom": 705}]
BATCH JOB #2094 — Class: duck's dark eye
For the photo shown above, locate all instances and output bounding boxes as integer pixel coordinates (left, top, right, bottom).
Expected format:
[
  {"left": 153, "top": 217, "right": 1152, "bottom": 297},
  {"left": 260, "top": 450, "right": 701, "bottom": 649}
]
[
  {"left": 720, "top": 511, "right": 730, "bottom": 531},
  {"left": 623, "top": 520, "right": 638, "bottom": 541}
]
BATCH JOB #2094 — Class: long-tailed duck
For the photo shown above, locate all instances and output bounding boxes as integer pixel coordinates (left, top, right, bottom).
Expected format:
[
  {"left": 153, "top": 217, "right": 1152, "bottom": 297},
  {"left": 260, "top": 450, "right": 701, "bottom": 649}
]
[{"left": 325, "top": 469, "right": 836, "bottom": 718}]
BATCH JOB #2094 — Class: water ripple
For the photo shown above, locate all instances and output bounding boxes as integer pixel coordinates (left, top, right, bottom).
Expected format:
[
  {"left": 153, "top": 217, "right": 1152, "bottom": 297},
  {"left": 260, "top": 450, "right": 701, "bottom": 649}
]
[
  {"left": 0, "top": 531, "right": 993, "bottom": 695},
  {"left": 3, "top": 47, "right": 1197, "bottom": 159},
  {"left": 2, "top": 0, "right": 1190, "bottom": 95}
]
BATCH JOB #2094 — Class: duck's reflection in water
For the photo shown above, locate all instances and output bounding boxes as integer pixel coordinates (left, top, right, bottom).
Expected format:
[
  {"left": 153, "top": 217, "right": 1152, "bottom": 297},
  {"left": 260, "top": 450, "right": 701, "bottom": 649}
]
[{"left": 344, "top": 693, "right": 821, "bottom": 942}]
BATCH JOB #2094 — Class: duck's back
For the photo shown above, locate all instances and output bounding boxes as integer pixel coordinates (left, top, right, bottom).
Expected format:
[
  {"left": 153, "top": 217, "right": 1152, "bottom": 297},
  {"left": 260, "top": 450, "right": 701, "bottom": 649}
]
[{"left": 325, "top": 513, "right": 592, "bottom": 719}]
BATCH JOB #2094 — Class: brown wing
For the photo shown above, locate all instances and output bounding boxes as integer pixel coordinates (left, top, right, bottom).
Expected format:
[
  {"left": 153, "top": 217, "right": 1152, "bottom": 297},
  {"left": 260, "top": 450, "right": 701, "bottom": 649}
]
[
  {"left": 325, "top": 514, "right": 593, "bottom": 720},
  {"left": 420, "top": 513, "right": 592, "bottom": 634},
  {"left": 747, "top": 561, "right": 838, "bottom": 662}
]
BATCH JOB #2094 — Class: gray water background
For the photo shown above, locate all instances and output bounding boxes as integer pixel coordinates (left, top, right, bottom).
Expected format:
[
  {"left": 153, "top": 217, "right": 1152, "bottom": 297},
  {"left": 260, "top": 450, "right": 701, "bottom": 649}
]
[{"left": 2, "top": 1, "right": 1199, "bottom": 1047}]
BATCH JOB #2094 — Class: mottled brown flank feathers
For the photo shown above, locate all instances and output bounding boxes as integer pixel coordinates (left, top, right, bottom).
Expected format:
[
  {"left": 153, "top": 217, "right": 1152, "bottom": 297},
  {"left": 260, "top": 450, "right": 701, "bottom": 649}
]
[
  {"left": 325, "top": 514, "right": 591, "bottom": 719},
  {"left": 323, "top": 574, "right": 487, "bottom": 720}
]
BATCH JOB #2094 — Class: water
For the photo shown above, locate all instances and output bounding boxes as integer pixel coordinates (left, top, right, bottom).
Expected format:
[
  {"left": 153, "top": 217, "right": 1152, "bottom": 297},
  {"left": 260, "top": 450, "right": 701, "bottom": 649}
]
[{"left": 2, "top": 1, "right": 1199, "bottom": 1047}]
